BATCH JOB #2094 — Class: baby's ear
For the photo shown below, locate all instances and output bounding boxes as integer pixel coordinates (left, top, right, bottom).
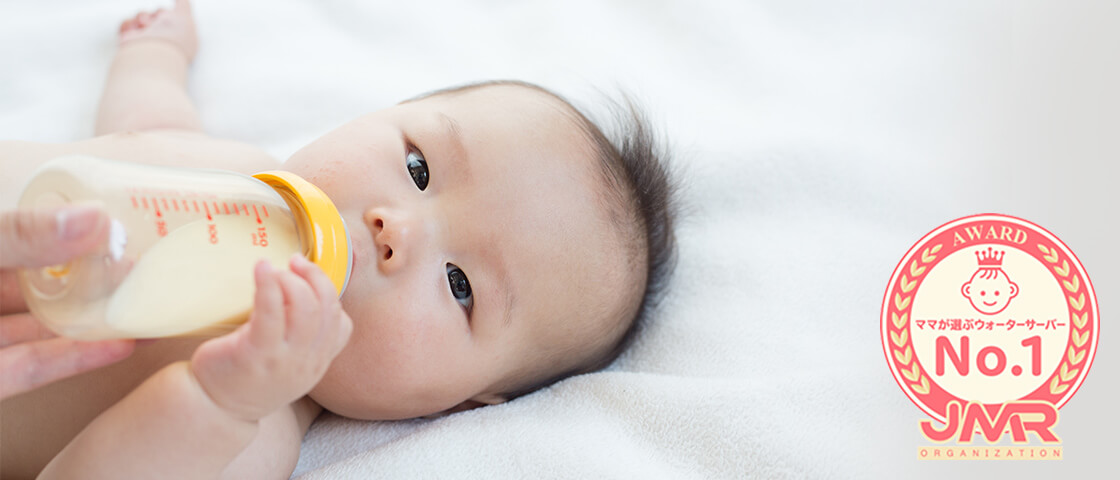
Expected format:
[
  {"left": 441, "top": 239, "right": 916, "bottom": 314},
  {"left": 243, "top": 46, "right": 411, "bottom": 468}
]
[
  {"left": 1009, "top": 282, "right": 1019, "bottom": 297},
  {"left": 961, "top": 283, "right": 971, "bottom": 297}
]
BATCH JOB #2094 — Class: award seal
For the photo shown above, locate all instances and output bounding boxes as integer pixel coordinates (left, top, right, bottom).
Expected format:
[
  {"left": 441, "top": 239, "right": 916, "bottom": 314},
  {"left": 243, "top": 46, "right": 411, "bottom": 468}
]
[{"left": 881, "top": 214, "right": 1098, "bottom": 458}]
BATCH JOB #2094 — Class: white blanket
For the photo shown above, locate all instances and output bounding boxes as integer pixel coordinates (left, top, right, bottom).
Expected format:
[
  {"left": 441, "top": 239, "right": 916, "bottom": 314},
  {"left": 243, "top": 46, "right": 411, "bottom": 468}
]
[{"left": 2, "top": 1, "right": 1116, "bottom": 478}]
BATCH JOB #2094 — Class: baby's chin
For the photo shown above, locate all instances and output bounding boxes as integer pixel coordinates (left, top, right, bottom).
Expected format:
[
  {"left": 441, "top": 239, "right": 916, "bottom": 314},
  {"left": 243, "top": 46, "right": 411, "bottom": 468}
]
[{"left": 308, "top": 375, "right": 461, "bottom": 421}]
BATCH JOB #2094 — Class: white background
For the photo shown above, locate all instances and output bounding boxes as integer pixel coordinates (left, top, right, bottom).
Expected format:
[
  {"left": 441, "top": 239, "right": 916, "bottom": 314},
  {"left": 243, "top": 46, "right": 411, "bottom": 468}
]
[{"left": 2, "top": 1, "right": 1116, "bottom": 478}]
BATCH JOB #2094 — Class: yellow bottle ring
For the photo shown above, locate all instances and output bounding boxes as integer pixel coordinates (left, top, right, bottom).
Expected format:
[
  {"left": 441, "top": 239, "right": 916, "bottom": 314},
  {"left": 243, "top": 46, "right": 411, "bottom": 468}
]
[{"left": 252, "top": 171, "right": 351, "bottom": 295}]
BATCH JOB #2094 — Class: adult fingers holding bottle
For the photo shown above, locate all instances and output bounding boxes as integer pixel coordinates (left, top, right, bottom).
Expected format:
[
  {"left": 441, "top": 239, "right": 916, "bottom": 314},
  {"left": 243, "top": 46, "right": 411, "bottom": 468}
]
[{"left": 0, "top": 206, "right": 136, "bottom": 399}]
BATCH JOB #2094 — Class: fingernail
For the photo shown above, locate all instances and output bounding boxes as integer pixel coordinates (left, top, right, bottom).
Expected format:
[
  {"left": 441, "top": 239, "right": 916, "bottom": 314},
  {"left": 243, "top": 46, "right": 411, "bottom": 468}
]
[
  {"left": 56, "top": 206, "right": 103, "bottom": 241},
  {"left": 292, "top": 253, "right": 309, "bottom": 266}
]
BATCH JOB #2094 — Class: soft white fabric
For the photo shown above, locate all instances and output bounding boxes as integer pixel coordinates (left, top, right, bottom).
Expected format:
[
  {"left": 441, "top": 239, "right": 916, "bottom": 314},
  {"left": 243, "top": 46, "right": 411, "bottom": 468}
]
[{"left": 2, "top": 1, "right": 1116, "bottom": 478}]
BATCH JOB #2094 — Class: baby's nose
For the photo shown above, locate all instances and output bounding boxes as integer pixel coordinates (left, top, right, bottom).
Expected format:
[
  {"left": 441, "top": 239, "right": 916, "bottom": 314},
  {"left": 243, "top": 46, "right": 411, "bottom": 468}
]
[{"left": 364, "top": 208, "right": 417, "bottom": 275}]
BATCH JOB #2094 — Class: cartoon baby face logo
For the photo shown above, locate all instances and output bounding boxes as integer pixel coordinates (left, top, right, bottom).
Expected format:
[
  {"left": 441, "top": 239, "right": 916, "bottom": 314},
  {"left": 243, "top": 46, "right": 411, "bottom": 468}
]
[{"left": 960, "top": 247, "right": 1018, "bottom": 315}]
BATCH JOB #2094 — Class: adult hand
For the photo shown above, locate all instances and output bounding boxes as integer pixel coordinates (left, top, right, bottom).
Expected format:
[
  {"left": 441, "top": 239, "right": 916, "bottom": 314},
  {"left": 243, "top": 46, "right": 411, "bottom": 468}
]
[{"left": 1, "top": 206, "right": 136, "bottom": 399}]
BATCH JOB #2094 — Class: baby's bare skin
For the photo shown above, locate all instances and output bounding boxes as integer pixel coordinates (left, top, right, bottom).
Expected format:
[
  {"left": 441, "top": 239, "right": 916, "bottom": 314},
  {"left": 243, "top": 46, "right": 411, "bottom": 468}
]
[{"left": 0, "top": 2, "right": 317, "bottom": 478}]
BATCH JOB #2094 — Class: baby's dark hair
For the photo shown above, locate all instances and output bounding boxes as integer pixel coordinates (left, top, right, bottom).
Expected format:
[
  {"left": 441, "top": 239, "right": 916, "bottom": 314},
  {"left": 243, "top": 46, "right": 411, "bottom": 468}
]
[
  {"left": 544, "top": 86, "right": 679, "bottom": 393},
  {"left": 408, "top": 80, "right": 678, "bottom": 399}
]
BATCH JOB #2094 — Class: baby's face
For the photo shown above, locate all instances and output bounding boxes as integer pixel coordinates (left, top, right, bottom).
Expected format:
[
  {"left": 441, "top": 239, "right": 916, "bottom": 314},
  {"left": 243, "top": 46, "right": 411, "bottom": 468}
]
[
  {"left": 284, "top": 86, "right": 628, "bottom": 419},
  {"left": 961, "top": 270, "right": 1018, "bottom": 315}
]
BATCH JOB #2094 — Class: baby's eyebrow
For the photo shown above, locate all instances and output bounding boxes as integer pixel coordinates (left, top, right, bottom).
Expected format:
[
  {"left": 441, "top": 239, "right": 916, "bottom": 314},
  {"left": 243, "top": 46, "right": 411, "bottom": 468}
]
[
  {"left": 478, "top": 230, "right": 516, "bottom": 329},
  {"left": 498, "top": 261, "right": 515, "bottom": 328},
  {"left": 438, "top": 112, "right": 470, "bottom": 182}
]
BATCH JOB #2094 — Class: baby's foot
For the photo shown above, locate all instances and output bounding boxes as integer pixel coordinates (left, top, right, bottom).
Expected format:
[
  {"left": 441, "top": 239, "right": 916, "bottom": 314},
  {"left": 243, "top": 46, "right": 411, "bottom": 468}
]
[{"left": 118, "top": 0, "right": 198, "bottom": 62}]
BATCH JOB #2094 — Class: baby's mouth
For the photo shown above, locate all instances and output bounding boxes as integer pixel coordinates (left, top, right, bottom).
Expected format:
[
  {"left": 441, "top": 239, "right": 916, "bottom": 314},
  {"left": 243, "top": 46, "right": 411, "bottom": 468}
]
[{"left": 983, "top": 301, "right": 997, "bottom": 306}]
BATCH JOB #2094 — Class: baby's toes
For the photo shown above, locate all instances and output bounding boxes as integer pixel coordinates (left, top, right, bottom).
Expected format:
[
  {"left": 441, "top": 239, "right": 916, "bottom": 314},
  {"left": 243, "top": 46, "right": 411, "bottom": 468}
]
[
  {"left": 136, "top": 11, "right": 156, "bottom": 29},
  {"left": 119, "top": 14, "right": 142, "bottom": 34},
  {"left": 147, "top": 8, "right": 170, "bottom": 25}
]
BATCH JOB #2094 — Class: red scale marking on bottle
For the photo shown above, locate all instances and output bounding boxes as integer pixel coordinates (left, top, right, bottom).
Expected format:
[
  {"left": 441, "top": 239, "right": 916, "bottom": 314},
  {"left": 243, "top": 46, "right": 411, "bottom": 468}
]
[
  {"left": 263, "top": 206, "right": 269, "bottom": 218},
  {"left": 142, "top": 198, "right": 149, "bottom": 209},
  {"left": 253, "top": 205, "right": 262, "bottom": 224},
  {"left": 162, "top": 198, "right": 169, "bottom": 211},
  {"left": 204, "top": 202, "right": 212, "bottom": 221},
  {"left": 223, "top": 203, "right": 230, "bottom": 215},
  {"left": 131, "top": 196, "right": 138, "bottom": 209},
  {"left": 172, "top": 199, "right": 180, "bottom": 211},
  {"left": 193, "top": 200, "right": 200, "bottom": 212}
]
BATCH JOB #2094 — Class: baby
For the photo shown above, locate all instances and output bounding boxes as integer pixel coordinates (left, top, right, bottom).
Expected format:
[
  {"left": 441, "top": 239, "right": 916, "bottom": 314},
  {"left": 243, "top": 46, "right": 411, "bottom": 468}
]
[{"left": 0, "top": 1, "right": 677, "bottom": 478}]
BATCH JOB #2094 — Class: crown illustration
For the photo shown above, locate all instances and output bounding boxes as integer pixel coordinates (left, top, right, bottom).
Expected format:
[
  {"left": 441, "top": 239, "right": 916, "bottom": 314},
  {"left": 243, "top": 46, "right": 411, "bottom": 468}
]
[{"left": 975, "top": 247, "right": 1004, "bottom": 267}]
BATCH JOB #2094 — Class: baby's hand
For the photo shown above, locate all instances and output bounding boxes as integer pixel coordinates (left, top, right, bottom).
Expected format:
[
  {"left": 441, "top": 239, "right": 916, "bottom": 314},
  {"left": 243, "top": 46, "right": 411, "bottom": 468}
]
[{"left": 190, "top": 254, "right": 352, "bottom": 422}]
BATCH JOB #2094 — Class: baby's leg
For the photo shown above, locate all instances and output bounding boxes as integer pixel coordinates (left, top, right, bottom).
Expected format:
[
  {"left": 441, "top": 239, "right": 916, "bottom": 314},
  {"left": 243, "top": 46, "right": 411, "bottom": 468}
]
[{"left": 95, "top": 0, "right": 201, "bottom": 135}]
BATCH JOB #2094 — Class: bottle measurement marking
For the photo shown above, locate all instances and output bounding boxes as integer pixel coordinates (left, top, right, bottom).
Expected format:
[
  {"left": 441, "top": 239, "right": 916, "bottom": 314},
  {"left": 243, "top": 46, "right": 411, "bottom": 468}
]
[
  {"left": 130, "top": 195, "right": 274, "bottom": 244},
  {"left": 151, "top": 197, "right": 167, "bottom": 237}
]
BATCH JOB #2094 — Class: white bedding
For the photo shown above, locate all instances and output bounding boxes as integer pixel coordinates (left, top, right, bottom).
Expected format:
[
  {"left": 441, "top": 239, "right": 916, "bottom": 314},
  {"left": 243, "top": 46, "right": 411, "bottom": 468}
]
[{"left": 2, "top": 1, "right": 1116, "bottom": 478}]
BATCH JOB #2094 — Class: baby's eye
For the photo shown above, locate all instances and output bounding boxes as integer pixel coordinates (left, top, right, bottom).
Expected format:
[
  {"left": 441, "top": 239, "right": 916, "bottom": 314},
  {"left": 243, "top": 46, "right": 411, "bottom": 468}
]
[
  {"left": 407, "top": 149, "right": 429, "bottom": 191},
  {"left": 446, "top": 264, "right": 473, "bottom": 312}
]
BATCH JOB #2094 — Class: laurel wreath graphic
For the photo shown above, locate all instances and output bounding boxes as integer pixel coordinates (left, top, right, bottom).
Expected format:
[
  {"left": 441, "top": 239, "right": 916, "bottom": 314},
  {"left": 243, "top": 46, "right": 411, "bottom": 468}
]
[
  {"left": 1038, "top": 244, "right": 1091, "bottom": 396},
  {"left": 888, "top": 244, "right": 942, "bottom": 396},
  {"left": 888, "top": 241, "right": 1092, "bottom": 402}
]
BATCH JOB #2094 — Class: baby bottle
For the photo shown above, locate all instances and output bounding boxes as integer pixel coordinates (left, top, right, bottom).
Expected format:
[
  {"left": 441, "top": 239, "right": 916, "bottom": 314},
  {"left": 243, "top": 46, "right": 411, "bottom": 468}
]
[{"left": 17, "top": 155, "right": 351, "bottom": 340}]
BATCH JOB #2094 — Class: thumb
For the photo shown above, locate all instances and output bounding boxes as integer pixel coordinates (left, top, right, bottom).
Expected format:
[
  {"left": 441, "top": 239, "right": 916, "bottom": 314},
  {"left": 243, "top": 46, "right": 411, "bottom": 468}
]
[{"left": 0, "top": 206, "right": 109, "bottom": 269}]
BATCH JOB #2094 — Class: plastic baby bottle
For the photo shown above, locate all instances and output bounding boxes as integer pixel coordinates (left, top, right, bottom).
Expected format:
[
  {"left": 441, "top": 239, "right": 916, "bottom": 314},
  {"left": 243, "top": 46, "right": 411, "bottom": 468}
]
[{"left": 17, "top": 155, "right": 351, "bottom": 340}]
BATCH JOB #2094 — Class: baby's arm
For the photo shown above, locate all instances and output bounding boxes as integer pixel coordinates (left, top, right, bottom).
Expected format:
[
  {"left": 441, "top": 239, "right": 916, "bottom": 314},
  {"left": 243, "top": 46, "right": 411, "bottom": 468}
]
[{"left": 38, "top": 256, "right": 352, "bottom": 479}]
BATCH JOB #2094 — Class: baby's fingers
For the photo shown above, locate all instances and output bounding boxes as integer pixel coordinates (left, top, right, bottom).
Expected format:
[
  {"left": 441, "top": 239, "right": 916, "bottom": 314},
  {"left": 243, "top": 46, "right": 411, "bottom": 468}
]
[
  {"left": 277, "top": 256, "right": 319, "bottom": 343},
  {"left": 247, "top": 261, "right": 284, "bottom": 347},
  {"left": 290, "top": 255, "right": 351, "bottom": 350},
  {"left": 289, "top": 255, "right": 338, "bottom": 309},
  {"left": 290, "top": 256, "right": 340, "bottom": 319}
]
